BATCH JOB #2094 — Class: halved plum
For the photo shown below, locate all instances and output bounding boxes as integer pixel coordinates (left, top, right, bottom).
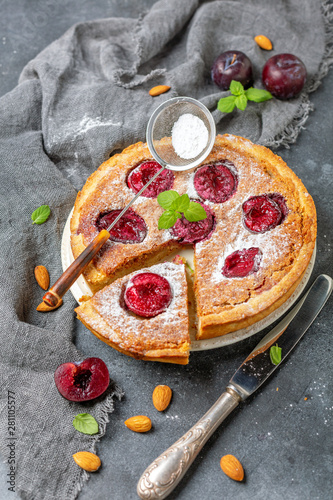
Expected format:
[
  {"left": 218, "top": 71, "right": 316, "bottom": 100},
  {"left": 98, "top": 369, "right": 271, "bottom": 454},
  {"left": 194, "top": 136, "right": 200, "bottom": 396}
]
[
  {"left": 54, "top": 357, "right": 110, "bottom": 402},
  {"left": 222, "top": 247, "right": 262, "bottom": 278},
  {"left": 124, "top": 272, "right": 172, "bottom": 318},
  {"left": 171, "top": 202, "right": 215, "bottom": 244},
  {"left": 242, "top": 193, "right": 287, "bottom": 233},
  {"left": 96, "top": 208, "right": 147, "bottom": 243},
  {"left": 127, "top": 161, "right": 174, "bottom": 198},
  {"left": 194, "top": 161, "right": 238, "bottom": 203}
]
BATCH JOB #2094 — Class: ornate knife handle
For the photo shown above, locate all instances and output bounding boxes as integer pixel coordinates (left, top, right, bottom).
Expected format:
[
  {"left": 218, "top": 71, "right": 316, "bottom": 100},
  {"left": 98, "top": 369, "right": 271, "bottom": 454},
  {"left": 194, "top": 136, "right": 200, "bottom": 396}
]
[{"left": 137, "top": 388, "right": 241, "bottom": 499}]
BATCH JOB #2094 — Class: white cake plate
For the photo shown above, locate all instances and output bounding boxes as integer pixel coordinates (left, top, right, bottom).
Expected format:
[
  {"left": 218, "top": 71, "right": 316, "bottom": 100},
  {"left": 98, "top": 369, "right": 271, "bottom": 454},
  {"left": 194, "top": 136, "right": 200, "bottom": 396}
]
[{"left": 62, "top": 209, "right": 316, "bottom": 351}]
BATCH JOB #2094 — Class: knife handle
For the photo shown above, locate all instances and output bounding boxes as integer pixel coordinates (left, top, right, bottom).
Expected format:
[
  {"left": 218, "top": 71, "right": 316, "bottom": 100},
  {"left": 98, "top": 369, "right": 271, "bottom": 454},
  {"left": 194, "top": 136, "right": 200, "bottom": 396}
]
[
  {"left": 137, "top": 388, "right": 241, "bottom": 500},
  {"left": 42, "top": 229, "right": 110, "bottom": 307}
]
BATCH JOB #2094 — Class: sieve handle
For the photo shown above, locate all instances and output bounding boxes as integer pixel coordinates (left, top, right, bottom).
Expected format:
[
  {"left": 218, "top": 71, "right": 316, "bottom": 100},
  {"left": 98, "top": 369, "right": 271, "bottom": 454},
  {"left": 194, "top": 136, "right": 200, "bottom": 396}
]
[
  {"left": 104, "top": 166, "right": 166, "bottom": 232},
  {"left": 43, "top": 166, "right": 166, "bottom": 307}
]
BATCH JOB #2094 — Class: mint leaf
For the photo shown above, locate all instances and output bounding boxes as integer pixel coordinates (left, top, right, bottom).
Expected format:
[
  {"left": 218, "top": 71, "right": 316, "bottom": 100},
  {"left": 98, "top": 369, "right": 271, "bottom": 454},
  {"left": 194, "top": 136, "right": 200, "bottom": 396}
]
[
  {"left": 31, "top": 205, "right": 51, "bottom": 225},
  {"left": 157, "top": 190, "right": 179, "bottom": 210},
  {"left": 158, "top": 210, "right": 181, "bottom": 230},
  {"left": 217, "top": 82, "right": 274, "bottom": 115},
  {"left": 270, "top": 344, "right": 282, "bottom": 366},
  {"left": 171, "top": 193, "right": 190, "bottom": 212},
  {"left": 230, "top": 80, "right": 245, "bottom": 96},
  {"left": 183, "top": 201, "right": 207, "bottom": 222},
  {"left": 73, "top": 413, "right": 99, "bottom": 435},
  {"left": 217, "top": 95, "right": 237, "bottom": 113},
  {"left": 245, "top": 87, "right": 273, "bottom": 103},
  {"left": 235, "top": 94, "right": 248, "bottom": 111}
]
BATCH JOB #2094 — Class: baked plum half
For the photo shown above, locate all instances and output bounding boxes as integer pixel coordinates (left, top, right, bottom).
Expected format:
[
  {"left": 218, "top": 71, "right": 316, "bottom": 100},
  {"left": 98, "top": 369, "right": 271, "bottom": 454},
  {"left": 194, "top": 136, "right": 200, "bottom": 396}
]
[
  {"left": 127, "top": 161, "right": 174, "bottom": 198},
  {"left": 222, "top": 247, "right": 262, "bottom": 278},
  {"left": 194, "top": 161, "right": 238, "bottom": 203},
  {"left": 124, "top": 272, "right": 172, "bottom": 318},
  {"left": 171, "top": 202, "right": 215, "bottom": 244},
  {"left": 242, "top": 193, "right": 288, "bottom": 233},
  {"left": 96, "top": 208, "right": 147, "bottom": 243}
]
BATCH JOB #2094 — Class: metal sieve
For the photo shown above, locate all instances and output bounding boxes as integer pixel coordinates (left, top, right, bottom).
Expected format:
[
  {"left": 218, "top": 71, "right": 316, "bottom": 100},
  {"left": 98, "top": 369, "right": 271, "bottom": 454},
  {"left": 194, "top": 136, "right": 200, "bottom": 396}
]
[{"left": 146, "top": 96, "right": 216, "bottom": 171}]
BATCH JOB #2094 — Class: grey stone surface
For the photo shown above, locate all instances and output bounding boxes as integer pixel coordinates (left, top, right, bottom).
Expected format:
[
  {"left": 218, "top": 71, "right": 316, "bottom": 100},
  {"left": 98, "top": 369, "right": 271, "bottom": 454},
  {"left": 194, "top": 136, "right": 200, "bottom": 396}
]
[{"left": 0, "top": 1, "right": 332, "bottom": 499}]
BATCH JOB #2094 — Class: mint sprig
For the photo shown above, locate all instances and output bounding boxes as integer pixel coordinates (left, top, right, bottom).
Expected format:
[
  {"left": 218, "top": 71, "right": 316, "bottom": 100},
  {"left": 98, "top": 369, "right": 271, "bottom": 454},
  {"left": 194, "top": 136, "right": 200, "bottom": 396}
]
[
  {"left": 157, "top": 190, "right": 207, "bottom": 230},
  {"left": 270, "top": 344, "right": 282, "bottom": 366},
  {"left": 73, "top": 413, "right": 99, "bottom": 435},
  {"left": 217, "top": 80, "right": 273, "bottom": 113}
]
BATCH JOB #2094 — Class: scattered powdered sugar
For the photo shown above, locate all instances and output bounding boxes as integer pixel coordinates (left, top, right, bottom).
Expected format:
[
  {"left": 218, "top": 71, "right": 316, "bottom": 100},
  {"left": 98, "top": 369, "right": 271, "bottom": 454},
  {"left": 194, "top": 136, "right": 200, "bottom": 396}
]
[
  {"left": 49, "top": 114, "right": 122, "bottom": 145},
  {"left": 172, "top": 113, "right": 208, "bottom": 160}
]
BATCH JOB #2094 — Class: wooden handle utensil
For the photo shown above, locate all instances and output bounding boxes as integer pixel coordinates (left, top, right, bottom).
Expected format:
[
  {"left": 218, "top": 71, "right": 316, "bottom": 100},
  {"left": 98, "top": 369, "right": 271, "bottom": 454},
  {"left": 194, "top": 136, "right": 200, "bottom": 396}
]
[{"left": 43, "top": 229, "right": 110, "bottom": 307}]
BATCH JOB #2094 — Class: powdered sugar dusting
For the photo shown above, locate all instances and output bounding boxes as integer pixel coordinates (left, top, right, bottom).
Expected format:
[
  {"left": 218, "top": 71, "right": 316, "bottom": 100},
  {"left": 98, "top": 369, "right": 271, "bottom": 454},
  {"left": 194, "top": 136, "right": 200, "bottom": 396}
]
[
  {"left": 88, "top": 262, "right": 188, "bottom": 348},
  {"left": 211, "top": 221, "right": 291, "bottom": 284}
]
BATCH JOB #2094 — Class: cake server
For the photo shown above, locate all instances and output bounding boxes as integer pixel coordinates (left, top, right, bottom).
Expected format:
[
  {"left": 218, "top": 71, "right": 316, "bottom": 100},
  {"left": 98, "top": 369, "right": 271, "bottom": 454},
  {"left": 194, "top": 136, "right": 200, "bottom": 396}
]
[
  {"left": 137, "top": 274, "right": 332, "bottom": 500},
  {"left": 43, "top": 97, "right": 216, "bottom": 307}
]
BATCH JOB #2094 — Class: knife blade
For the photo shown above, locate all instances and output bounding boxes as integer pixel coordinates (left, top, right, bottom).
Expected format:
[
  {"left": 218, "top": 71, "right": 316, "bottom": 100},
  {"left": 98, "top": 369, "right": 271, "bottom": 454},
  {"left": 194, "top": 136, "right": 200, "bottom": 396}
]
[{"left": 137, "top": 274, "right": 332, "bottom": 500}]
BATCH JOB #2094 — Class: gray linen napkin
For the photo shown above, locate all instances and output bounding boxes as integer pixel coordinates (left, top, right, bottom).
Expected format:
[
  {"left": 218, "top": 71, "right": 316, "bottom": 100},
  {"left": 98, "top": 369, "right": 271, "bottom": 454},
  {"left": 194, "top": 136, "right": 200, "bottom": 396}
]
[{"left": 0, "top": 0, "right": 332, "bottom": 498}]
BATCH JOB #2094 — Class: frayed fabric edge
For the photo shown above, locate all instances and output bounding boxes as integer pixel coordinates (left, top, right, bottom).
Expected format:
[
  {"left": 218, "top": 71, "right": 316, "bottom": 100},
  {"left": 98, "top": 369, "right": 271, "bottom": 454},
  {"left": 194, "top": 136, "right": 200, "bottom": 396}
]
[
  {"left": 66, "top": 384, "right": 124, "bottom": 500},
  {"left": 265, "top": 0, "right": 333, "bottom": 149}
]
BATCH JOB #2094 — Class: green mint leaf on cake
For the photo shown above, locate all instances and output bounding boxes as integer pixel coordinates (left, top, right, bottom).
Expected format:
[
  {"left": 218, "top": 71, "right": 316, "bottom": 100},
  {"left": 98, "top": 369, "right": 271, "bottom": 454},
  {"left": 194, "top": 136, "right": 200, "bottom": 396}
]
[
  {"left": 245, "top": 87, "right": 273, "bottom": 102},
  {"left": 157, "top": 190, "right": 180, "bottom": 210},
  {"left": 31, "top": 205, "right": 51, "bottom": 225},
  {"left": 217, "top": 81, "right": 273, "bottom": 113},
  {"left": 157, "top": 190, "right": 207, "bottom": 229},
  {"left": 270, "top": 344, "right": 282, "bottom": 366},
  {"left": 171, "top": 193, "right": 190, "bottom": 212},
  {"left": 73, "top": 413, "right": 99, "bottom": 435},
  {"left": 158, "top": 210, "right": 181, "bottom": 230},
  {"left": 183, "top": 201, "right": 207, "bottom": 222}
]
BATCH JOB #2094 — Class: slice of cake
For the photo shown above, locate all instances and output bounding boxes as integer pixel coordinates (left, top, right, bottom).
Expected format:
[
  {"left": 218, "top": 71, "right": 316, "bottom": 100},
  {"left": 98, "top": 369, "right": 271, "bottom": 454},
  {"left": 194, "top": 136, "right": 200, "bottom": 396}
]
[{"left": 75, "top": 262, "right": 190, "bottom": 364}]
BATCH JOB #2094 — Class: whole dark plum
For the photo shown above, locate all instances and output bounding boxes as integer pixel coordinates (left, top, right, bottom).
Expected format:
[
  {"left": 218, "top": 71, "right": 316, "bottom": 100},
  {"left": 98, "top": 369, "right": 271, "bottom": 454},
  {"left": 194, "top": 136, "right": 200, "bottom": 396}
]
[
  {"left": 211, "top": 50, "right": 253, "bottom": 90},
  {"left": 262, "top": 53, "right": 307, "bottom": 99}
]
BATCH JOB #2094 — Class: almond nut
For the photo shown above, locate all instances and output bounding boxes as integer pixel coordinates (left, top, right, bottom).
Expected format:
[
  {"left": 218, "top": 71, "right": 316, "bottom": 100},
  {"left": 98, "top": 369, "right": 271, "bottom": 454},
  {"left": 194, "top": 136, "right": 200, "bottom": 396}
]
[
  {"left": 149, "top": 85, "right": 171, "bottom": 97},
  {"left": 254, "top": 35, "right": 273, "bottom": 51},
  {"left": 73, "top": 451, "right": 101, "bottom": 472},
  {"left": 124, "top": 415, "right": 152, "bottom": 433},
  {"left": 34, "top": 265, "right": 50, "bottom": 290},
  {"left": 220, "top": 454, "right": 244, "bottom": 481},
  {"left": 36, "top": 299, "right": 63, "bottom": 312},
  {"left": 152, "top": 385, "right": 172, "bottom": 411}
]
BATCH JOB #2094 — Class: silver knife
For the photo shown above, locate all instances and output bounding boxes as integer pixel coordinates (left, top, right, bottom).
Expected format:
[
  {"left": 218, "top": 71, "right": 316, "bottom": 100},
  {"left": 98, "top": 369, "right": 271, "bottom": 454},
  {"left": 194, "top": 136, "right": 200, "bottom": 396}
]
[{"left": 137, "top": 274, "right": 332, "bottom": 500}]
